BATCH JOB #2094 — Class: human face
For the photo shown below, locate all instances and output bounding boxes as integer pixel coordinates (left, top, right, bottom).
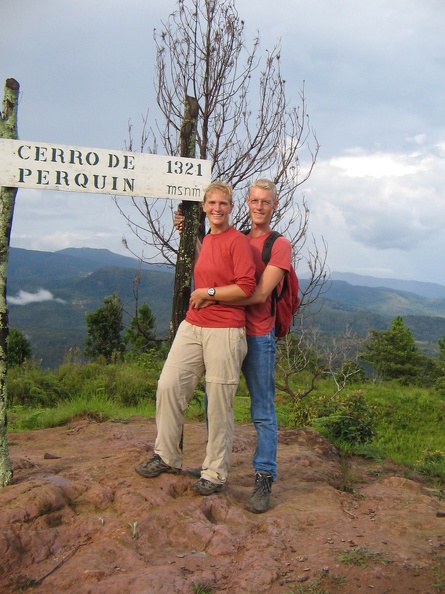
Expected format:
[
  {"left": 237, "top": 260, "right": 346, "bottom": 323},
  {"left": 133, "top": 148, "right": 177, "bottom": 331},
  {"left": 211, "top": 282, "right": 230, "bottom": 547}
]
[
  {"left": 247, "top": 187, "right": 277, "bottom": 228},
  {"left": 202, "top": 189, "right": 233, "bottom": 232}
]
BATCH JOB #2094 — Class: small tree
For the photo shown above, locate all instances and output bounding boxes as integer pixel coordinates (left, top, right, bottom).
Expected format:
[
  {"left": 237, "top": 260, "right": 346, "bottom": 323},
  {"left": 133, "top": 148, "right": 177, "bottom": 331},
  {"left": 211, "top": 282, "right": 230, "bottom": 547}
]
[
  {"left": 7, "top": 328, "right": 31, "bottom": 367},
  {"left": 125, "top": 302, "right": 158, "bottom": 356},
  {"left": 275, "top": 321, "right": 364, "bottom": 406},
  {"left": 85, "top": 295, "right": 126, "bottom": 363},
  {"left": 361, "top": 316, "right": 423, "bottom": 383}
]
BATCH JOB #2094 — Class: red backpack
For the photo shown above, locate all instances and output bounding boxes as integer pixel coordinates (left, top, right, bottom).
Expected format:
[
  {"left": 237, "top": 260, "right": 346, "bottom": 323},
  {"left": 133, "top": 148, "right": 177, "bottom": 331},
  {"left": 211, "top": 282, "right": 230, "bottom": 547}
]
[{"left": 261, "top": 231, "right": 301, "bottom": 337}]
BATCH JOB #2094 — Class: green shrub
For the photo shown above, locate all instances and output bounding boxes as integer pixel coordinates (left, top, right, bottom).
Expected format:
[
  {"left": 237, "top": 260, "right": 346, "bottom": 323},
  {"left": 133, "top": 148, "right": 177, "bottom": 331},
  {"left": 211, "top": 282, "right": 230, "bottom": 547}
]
[
  {"left": 416, "top": 449, "right": 445, "bottom": 481},
  {"left": 7, "top": 358, "right": 160, "bottom": 410},
  {"left": 7, "top": 362, "right": 70, "bottom": 407},
  {"left": 309, "top": 390, "right": 376, "bottom": 446}
]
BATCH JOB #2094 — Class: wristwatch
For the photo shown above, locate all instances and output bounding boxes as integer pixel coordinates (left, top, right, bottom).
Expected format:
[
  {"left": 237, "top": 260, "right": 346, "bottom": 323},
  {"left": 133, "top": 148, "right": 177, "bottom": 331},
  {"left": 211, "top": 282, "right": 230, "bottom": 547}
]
[{"left": 207, "top": 287, "right": 216, "bottom": 297}]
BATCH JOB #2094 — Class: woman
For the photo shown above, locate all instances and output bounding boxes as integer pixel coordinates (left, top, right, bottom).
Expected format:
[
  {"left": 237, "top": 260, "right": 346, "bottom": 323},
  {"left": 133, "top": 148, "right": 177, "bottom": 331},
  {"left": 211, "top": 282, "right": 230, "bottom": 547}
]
[{"left": 135, "top": 181, "right": 256, "bottom": 495}]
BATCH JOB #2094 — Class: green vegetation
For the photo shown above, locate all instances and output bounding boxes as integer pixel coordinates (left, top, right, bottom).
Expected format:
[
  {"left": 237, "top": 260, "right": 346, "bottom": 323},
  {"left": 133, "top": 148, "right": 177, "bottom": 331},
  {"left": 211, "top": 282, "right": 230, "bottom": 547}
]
[
  {"left": 8, "top": 246, "right": 445, "bottom": 369},
  {"left": 361, "top": 316, "right": 425, "bottom": 383},
  {"left": 191, "top": 581, "right": 215, "bottom": 594},
  {"left": 7, "top": 356, "right": 160, "bottom": 431},
  {"left": 288, "top": 570, "right": 346, "bottom": 593},
  {"left": 6, "top": 356, "right": 445, "bottom": 485},
  {"left": 7, "top": 328, "right": 31, "bottom": 367},
  {"left": 6, "top": 313, "right": 445, "bottom": 486},
  {"left": 85, "top": 294, "right": 127, "bottom": 362},
  {"left": 337, "top": 547, "right": 389, "bottom": 567}
]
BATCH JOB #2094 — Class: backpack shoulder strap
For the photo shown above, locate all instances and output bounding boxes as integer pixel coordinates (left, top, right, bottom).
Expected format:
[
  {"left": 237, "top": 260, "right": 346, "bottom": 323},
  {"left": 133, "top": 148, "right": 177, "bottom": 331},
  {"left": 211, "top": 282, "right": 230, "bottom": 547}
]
[{"left": 261, "top": 231, "right": 282, "bottom": 264}]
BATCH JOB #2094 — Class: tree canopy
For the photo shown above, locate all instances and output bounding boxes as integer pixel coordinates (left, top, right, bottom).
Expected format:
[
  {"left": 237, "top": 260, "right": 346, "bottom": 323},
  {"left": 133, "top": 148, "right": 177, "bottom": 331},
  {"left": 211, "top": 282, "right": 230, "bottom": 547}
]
[
  {"left": 361, "top": 316, "right": 424, "bottom": 382},
  {"left": 85, "top": 295, "right": 126, "bottom": 363},
  {"left": 7, "top": 328, "right": 31, "bottom": 367}
]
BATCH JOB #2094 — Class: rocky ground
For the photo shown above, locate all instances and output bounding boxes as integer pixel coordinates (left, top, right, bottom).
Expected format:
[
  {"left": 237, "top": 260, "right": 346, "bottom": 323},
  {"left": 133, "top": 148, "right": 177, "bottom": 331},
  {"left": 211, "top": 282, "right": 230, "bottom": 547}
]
[{"left": 1, "top": 417, "right": 444, "bottom": 593}]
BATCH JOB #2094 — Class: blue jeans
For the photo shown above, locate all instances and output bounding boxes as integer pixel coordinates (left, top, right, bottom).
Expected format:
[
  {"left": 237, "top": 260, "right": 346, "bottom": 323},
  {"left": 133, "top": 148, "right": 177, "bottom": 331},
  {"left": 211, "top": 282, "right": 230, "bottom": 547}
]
[{"left": 242, "top": 330, "right": 278, "bottom": 481}]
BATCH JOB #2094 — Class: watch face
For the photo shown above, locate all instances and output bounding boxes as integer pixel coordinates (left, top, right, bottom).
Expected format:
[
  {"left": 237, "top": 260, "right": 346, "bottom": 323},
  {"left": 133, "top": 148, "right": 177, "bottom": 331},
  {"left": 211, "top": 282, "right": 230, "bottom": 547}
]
[{"left": 208, "top": 287, "right": 216, "bottom": 296}]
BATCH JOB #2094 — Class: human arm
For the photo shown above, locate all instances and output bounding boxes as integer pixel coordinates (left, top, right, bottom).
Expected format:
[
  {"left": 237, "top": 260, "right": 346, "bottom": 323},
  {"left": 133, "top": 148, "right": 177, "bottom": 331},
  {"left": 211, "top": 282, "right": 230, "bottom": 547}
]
[
  {"left": 241, "top": 265, "right": 285, "bottom": 304},
  {"left": 207, "top": 264, "right": 285, "bottom": 307},
  {"left": 190, "top": 265, "right": 286, "bottom": 309},
  {"left": 190, "top": 283, "right": 252, "bottom": 309}
]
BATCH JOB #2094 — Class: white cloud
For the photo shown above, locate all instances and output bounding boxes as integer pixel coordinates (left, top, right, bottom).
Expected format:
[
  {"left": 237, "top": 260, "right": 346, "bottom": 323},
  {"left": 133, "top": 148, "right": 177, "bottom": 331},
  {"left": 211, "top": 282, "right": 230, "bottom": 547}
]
[
  {"left": 330, "top": 152, "right": 423, "bottom": 179},
  {"left": 303, "top": 139, "right": 445, "bottom": 279},
  {"left": 8, "top": 289, "right": 66, "bottom": 306}
]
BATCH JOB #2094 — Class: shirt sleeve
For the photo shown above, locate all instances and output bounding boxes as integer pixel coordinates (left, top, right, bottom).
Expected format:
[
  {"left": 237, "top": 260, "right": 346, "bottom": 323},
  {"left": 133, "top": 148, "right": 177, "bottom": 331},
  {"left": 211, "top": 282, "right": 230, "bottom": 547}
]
[
  {"left": 230, "top": 232, "right": 256, "bottom": 296},
  {"left": 269, "top": 236, "right": 292, "bottom": 273}
]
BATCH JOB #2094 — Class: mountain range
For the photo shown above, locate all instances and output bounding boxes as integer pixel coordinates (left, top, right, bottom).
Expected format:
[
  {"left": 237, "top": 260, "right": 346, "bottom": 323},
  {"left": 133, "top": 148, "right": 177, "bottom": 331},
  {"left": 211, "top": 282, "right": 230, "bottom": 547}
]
[{"left": 7, "top": 247, "right": 445, "bottom": 368}]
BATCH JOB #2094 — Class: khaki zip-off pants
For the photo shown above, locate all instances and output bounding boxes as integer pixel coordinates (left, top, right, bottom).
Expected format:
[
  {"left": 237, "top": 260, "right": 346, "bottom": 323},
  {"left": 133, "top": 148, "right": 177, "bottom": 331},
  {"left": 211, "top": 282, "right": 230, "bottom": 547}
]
[{"left": 154, "top": 320, "right": 247, "bottom": 484}]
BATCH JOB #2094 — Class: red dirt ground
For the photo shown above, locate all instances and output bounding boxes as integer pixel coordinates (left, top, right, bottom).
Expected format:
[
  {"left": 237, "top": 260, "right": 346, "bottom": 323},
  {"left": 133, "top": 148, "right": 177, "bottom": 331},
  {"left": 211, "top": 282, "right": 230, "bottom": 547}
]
[{"left": 1, "top": 418, "right": 444, "bottom": 593}]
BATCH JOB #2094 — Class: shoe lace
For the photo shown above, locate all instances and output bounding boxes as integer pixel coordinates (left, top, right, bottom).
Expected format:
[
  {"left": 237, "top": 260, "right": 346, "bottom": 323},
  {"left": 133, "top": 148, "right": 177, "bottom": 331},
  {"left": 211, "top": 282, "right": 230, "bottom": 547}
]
[{"left": 254, "top": 472, "right": 272, "bottom": 496}]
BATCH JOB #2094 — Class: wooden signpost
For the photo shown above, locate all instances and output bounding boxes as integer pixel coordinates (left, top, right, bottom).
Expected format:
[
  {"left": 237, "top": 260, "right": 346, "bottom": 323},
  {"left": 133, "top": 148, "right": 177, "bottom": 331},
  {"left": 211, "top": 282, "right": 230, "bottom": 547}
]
[{"left": 0, "top": 138, "right": 211, "bottom": 200}]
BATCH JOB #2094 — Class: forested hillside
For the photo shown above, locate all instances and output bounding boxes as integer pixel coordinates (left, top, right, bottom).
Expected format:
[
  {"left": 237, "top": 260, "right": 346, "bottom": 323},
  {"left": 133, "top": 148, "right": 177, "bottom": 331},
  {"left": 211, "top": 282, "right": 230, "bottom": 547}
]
[{"left": 7, "top": 247, "right": 445, "bottom": 368}]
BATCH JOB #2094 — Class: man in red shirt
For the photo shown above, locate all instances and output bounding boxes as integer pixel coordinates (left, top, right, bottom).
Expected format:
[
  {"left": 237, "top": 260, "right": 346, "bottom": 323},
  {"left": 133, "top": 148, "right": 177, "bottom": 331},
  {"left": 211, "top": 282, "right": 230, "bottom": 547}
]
[{"left": 190, "top": 179, "right": 292, "bottom": 512}]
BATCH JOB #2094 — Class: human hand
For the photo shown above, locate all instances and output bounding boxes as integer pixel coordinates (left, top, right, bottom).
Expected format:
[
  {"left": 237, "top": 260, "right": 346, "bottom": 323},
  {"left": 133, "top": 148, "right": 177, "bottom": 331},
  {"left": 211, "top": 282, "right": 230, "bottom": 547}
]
[
  {"left": 174, "top": 209, "right": 185, "bottom": 233},
  {"left": 189, "top": 289, "right": 213, "bottom": 309}
]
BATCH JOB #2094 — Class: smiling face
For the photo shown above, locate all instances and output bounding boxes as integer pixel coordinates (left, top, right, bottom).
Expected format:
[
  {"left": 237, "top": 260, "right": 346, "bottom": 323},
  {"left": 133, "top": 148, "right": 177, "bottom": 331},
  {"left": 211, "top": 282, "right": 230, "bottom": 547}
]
[
  {"left": 202, "top": 186, "right": 233, "bottom": 233},
  {"left": 247, "top": 185, "right": 277, "bottom": 228}
]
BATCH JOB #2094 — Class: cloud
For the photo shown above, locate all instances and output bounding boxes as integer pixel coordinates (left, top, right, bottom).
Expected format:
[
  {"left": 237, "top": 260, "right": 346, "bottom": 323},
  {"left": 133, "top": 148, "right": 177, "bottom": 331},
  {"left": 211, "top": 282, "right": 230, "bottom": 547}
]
[
  {"left": 8, "top": 289, "right": 66, "bottom": 306},
  {"left": 306, "top": 139, "right": 445, "bottom": 253},
  {"left": 3, "top": 0, "right": 445, "bottom": 285}
]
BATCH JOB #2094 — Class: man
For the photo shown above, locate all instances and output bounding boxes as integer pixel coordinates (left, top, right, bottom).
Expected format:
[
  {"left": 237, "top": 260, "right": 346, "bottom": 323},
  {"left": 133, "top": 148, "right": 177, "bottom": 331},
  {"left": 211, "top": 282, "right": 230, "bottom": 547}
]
[{"left": 188, "top": 179, "right": 292, "bottom": 512}]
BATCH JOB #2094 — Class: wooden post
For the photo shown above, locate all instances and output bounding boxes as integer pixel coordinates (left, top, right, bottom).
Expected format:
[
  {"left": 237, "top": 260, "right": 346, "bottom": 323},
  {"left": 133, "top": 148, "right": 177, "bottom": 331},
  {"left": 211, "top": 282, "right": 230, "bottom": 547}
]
[
  {"left": 169, "top": 95, "right": 206, "bottom": 344},
  {"left": 0, "top": 78, "right": 20, "bottom": 487}
]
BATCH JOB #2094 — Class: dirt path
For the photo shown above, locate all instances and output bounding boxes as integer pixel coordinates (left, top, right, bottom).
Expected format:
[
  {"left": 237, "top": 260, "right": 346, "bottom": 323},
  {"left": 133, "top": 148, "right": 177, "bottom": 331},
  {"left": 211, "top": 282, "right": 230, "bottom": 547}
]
[{"left": 1, "top": 418, "right": 444, "bottom": 593}]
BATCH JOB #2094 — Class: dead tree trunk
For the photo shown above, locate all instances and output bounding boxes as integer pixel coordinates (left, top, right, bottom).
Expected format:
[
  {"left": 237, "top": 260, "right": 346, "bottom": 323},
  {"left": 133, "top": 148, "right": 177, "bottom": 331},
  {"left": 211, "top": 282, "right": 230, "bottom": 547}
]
[
  {"left": 169, "top": 95, "right": 205, "bottom": 344},
  {"left": 0, "top": 78, "right": 20, "bottom": 487}
]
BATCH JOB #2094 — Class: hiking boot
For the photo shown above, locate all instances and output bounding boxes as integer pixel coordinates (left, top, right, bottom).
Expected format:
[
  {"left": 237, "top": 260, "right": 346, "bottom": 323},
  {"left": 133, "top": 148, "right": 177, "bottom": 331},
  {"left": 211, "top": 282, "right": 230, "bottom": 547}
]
[
  {"left": 135, "top": 454, "right": 181, "bottom": 478},
  {"left": 186, "top": 467, "right": 202, "bottom": 479},
  {"left": 191, "top": 478, "right": 224, "bottom": 496},
  {"left": 247, "top": 471, "right": 273, "bottom": 513}
]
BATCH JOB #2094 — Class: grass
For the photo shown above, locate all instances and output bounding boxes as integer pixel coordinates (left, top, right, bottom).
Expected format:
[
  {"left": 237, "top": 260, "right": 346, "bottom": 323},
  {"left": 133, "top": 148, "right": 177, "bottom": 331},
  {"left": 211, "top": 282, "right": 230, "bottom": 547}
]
[
  {"left": 5, "top": 359, "right": 445, "bottom": 486},
  {"left": 191, "top": 581, "right": 215, "bottom": 594},
  {"left": 8, "top": 395, "right": 157, "bottom": 432},
  {"left": 361, "top": 383, "right": 445, "bottom": 480},
  {"left": 288, "top": 570, "right": 347, "bottom": 593},
  {"left": 337, "top": 547, "right": 389, "bottom": 567}
]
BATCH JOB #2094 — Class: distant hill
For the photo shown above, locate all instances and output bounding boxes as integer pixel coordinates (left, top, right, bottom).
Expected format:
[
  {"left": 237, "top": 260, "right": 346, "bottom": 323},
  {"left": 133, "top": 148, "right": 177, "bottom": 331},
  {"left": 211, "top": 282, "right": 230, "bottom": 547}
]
[
  {"left": 332, "top": 271, "right": 445, "bottom": 300},
  {"left": 8, "top": 248, "right": 174, "bottom": 368},
  {"left": 7, "top": 247, "right": 445, "bottom": 368},
  {"left": 58, "top": 247, "right": 173, "bottom": 273}
]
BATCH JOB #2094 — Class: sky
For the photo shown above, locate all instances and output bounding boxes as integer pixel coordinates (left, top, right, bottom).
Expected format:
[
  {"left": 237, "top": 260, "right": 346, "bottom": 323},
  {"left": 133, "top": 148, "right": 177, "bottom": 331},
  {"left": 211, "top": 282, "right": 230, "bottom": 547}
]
[{"left": 2, "top": 0, "right": 445, "bottom": 285}]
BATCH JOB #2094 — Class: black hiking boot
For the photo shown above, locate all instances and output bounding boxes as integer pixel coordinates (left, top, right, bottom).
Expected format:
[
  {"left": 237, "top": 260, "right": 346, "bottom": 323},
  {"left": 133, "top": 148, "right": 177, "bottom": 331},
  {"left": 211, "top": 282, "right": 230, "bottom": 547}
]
[
  {"left": 191, "top": 478, "right": 224, "bottom": 495},
  {"left": 135, "top": 454, "right": 181, "bottom": 478},
  {"left": 186, "top": 467, "right": 202, "bottom": 478},
  {"left": 247, "top": 471, "right": 273, "bottom": 513}
]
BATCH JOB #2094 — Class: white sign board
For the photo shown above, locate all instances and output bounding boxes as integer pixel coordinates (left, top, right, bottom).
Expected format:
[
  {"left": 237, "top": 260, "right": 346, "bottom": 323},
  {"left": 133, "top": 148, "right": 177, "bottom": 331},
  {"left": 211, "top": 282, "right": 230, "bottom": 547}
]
[{"left": 0, "top": 139, "right": 211, "bottom": 201}]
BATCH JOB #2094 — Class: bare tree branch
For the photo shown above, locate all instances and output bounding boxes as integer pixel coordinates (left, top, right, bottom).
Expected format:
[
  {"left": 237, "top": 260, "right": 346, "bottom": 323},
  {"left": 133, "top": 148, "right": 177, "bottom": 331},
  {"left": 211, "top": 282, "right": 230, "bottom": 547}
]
[{"left": 116, "top": 0, "right": 328, "bottom": 328}]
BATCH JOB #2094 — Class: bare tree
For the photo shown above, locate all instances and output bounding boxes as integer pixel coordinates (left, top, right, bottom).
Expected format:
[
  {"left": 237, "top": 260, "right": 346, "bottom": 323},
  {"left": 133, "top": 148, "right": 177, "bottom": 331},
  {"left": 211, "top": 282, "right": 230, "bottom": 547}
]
[
  {"left": 116, "top": 0, "right": 326, "bottom": 313},
  {"left": 0, "top": 78, "right": 20, "bottom": 487},
  {"left": 275, "top": 321, "right": 365, "bottom": 408}
]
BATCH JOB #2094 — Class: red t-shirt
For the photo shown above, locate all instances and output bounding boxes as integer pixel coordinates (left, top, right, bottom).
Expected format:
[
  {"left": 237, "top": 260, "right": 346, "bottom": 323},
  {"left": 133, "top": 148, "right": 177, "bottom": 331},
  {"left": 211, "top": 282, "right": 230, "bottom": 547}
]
[
  {"left": 245, "top": 232, "right": 292, "bottom": 336},
  {"left": 186, "top": 226, "right": 256, "bottom": 328}
]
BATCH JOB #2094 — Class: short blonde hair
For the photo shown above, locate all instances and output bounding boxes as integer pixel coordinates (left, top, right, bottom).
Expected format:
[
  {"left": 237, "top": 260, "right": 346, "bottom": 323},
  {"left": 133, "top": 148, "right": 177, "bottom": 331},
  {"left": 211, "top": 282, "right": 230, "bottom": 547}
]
[
  {"left": 250, "top": 179, "right": 277, "bottom": 201},
  {"left": 204, "top": 181, "right": 233, "bottom": 204}
]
